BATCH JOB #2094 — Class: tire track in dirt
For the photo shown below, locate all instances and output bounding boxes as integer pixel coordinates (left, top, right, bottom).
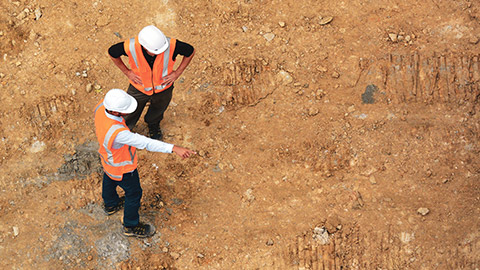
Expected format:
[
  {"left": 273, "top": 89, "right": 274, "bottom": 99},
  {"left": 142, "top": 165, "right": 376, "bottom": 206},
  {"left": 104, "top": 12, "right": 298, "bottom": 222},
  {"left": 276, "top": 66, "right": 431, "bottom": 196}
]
[
  {"left": 274, "top": 224, "right": 407, "bottom": 269},
  {"left": 25, "top": 94, "right": 77, "bottom": 131},
  {"left": 221, "top": 58, "right": 275, "bottom": 107},
  {"left": 358, "top": 52, "right": 480, "bottom": 105}
]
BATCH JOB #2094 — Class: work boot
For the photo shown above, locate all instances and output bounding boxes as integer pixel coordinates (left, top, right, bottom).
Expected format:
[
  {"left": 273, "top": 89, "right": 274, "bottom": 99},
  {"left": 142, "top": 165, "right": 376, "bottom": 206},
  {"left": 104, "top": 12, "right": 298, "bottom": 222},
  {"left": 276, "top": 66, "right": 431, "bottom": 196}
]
[
  {"left": 148, "top": 124, "right": 163, "bottom": 140},
  {"left": 103, "top": 196, "right": 125, "bottom": 215},
  {"left": 123, "top": 222, "right": 156, "bottom": 238}
]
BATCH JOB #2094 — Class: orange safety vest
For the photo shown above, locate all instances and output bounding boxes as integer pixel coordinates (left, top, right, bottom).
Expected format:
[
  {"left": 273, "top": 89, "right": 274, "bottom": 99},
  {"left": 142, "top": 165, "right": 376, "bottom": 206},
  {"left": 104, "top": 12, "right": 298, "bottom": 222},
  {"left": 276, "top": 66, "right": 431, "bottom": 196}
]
[
  {"left": 124, "top": 36, "right": 177, "bottom": 95},
  {"left": 94, "top": 101, "right": 137, "bottom": 181}
]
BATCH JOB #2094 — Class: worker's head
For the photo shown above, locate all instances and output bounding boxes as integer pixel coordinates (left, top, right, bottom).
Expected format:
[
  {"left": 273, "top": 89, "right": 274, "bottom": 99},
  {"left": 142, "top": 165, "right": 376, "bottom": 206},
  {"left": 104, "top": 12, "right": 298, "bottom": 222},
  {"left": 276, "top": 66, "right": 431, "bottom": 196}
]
[
  {"left": 103, "top": 89, "right": 137, "bottom": 116},
  {"left": 138, "top": 25, "right": 169, "bottom": 55}
]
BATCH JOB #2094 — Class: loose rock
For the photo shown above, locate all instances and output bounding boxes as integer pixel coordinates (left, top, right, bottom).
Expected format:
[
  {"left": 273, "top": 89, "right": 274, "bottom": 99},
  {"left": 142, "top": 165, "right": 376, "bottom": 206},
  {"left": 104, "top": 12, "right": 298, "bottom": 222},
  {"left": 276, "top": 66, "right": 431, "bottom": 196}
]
[
  {"left": 417, "top": 207, "right": 430, "bottom": 216},
  {"left": 313, "top": 226, "right": 330, "bottom": 245},
  {"left": 277, "top": 70, "right": 293, "bottom": 84},
  {"left": 318, "top": 16, "right": 333, "bottom": 25},
  {"left": 170, "top": 252, "right": 180, "bottom": 260},
  {"left": 34, "top": 8, "right": 42, "bottom": 20},
  {"left": 400, "top": 232, "right": 415, "bottom": 244},
  {"left": 263, "top": 33, "right": 275, "bottom": 41},
  {"left": 86, "top": 83, "right": 93, "bottom": 93},
  {"left": 308, "top": 107, "right": 319, "bottom": 116},
  {"left": 388, "top": 33, "right": 398, "bottom": 42},
  {"left": 469, "top": 36, "right": 479, "bottom": 44},
  {"left": 243, "top": 188, "right": 255, "bottom": 202}
]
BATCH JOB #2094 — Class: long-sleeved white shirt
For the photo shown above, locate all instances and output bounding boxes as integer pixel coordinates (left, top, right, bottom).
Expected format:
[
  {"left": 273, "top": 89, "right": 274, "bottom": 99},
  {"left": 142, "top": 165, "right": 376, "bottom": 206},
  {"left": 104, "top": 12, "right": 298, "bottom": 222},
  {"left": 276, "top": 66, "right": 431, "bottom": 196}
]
[{"left": 105, "top": 111, "right": 174, "bottom": 153}]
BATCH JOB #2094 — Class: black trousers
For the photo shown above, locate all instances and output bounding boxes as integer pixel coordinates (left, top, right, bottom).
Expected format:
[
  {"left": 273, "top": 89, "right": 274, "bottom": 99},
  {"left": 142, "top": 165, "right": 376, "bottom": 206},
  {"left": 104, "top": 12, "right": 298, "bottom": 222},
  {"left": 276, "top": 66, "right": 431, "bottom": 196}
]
[
  {"left": 124, "top": 84, "right": 174, "bottom": 130},
  {"left": 102, "top": 169, "right": 142, "bottom": 227}
]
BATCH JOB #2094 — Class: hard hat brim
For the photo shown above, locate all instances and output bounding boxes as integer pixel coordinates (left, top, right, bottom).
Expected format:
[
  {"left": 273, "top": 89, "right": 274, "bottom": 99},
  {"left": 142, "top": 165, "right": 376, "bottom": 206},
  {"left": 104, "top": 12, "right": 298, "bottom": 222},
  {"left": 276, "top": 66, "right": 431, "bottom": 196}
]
[
  {"left": 103, "top": 90, "right": 138, "bottom": 114},
  {"left": 144, "top": 42, "right": 169, "bottom": 55}
]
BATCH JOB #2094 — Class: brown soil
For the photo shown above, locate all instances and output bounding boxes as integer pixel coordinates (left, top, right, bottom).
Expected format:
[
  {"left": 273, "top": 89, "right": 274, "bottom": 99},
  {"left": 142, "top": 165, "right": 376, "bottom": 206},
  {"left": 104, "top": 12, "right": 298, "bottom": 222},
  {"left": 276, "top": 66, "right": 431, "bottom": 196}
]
[{"left": 0, "top": 0, "right": 479, "bottom": 269}]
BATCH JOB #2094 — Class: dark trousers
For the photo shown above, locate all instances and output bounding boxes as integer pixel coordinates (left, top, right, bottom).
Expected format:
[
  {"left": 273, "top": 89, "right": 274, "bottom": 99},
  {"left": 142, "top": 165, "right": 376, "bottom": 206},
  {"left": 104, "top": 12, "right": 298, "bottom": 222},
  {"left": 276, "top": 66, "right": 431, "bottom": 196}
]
[
  {"left": 102, "top": 169, "right": 142, "bottom": 227},
  {"left": 124, "top": 84, "right": 174, "bottom": 130}
]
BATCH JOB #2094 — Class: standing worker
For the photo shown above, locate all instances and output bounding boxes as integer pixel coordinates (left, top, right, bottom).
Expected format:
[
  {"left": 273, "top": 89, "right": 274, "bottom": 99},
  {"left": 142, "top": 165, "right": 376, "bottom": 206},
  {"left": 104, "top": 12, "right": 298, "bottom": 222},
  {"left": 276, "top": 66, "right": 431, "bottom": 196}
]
[
  {"left": 94, "top": 88, "right": 196, "bottom": 238},
  {"left": 108, "top": 25, "right": 195, "bottom": 140}
]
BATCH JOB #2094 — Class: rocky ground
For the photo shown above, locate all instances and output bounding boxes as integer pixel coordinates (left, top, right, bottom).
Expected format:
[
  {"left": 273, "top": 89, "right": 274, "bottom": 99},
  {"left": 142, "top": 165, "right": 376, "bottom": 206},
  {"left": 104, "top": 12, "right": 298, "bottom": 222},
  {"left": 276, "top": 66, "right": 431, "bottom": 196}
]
[{"left": 0, "top": 0, "right": 479, "bottom": 269}]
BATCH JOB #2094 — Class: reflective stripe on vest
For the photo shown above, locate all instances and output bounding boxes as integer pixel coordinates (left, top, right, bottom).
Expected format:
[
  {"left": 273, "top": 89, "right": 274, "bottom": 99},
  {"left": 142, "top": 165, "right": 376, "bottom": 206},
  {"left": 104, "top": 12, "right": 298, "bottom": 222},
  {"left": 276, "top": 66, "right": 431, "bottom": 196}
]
[
  {"left": 94, "top": 101, "right": 138, "bottom": 181},
  {"left": 102, "top": 124, "right": 136, "bottom": 167},
  {"left": 94, "top": 102, "right": 103, "bottom": 113},
  {"left": 104, "top": 169, "right": 123, "bottom": 180},
  {"left": 124, "top": 37, "right": 176, "bottom": 95},
  {"left": 128, "top": 38, "right": 139, "bottom": 69}
]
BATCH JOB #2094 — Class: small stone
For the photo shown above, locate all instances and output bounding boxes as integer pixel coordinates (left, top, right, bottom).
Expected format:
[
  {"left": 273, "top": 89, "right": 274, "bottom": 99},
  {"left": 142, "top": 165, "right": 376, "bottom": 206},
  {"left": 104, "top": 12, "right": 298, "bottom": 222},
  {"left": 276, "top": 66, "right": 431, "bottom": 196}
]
[
  {"left": 331, "top": 71, "right": 340, "bottom": 78},
  {"left": 34, "top": 8, "right": 42, "bottom": 20},
  {"left": 86, "top": 83, "right": 93, "bottom": 93},
  {"left": 13, "top": 226, "right": 19, "bottom": 237},
  {"left": 315, "top": 89, "right": 325, "bottom": 99},
  {"left": 469, "top": 36, "right": 479, "bottom": 44},
  {"left": 405, "top": 35, "right": 411, "bottom": 42},
  {"left": 317, "top": 66, "right": 328, "bottom": 72},
  {"left": 16, "top": 11, "right": 28, "bottom": 20},
  {"left": 87, "top": 255, "right": 93, "bottom": 261},
  {"left": 442, "top": 178, "right": 449, "bottom": 184},
  {"left": 266, "top": 239, "right": 274, "bottom": 246},
  {"left": 170, "top": 252, "right": 180, "bottom": 260},
  {"left": 28, "top": 30, "right": 37, "bottom": 40},
  {"left": 313, "top": 226, "right": 330, "bottom": 245},
  {"left": 263, "top": 33, "right": 275, "bottom": 42},
  {"left": 417, "top": 207, "right": 430, "bottom": 216},
  {"left": 308, "top": 108, "right": 319, "bottom": 116},
  {"left": 277, "top": 70, "right": 293, "bottom": 84},
  {"left": 242, "top": 26, "right": 248, "bottom": 32},
  {"left": 318, "top": 16, "right": 333, "bottom": 25},
  {"left": 369, "top": 176, "right": 377, "bottom": 184},
  {"left": 197, "top": 253, "right": 205, "bottom": 258},
  {"left": 400, "top": 232, "right": 414, "bottom": 244},
  {"left": 278, "top": 21, "right": 286, "bottom": 28},
  {"left": 243, "top": 188, "right": 255, "bottom": 202},
  {"left": 162, "top": 247, "right": 168, "bottom": 253},
  {"left": 397, "top": 35, "right": 404, "bottom": 41},
  {"left": 347, "top": 105, "right": 356, "bottom": 113},
  {"left": 388, "top": 33, "right": 398, "bottom": 42}
]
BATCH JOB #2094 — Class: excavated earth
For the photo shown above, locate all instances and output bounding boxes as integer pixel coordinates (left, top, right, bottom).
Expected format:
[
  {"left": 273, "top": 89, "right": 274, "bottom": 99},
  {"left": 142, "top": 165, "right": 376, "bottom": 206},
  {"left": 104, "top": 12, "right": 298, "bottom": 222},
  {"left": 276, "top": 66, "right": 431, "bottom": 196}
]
[{"left": 0, "top": 0, "right": 479, "bottom": 269}]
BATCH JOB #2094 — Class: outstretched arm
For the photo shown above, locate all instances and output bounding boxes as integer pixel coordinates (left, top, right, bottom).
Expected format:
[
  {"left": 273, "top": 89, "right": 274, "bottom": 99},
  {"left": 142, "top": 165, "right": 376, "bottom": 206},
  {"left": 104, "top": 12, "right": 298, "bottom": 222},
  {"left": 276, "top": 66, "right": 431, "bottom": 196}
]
[
  {"left": 172, "top": 145, "right": 197, "bottom": 159},
  {"left": 114, "top": 130, "right": 196, "bottom": 159}
]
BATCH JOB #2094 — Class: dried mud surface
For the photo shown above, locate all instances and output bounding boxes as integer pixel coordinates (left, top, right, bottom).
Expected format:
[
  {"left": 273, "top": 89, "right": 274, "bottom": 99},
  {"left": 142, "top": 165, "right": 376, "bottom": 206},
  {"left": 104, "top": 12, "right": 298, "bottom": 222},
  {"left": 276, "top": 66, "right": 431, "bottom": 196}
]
[{"left": 0, "top": 0, "right": 479, "bottom": 269}]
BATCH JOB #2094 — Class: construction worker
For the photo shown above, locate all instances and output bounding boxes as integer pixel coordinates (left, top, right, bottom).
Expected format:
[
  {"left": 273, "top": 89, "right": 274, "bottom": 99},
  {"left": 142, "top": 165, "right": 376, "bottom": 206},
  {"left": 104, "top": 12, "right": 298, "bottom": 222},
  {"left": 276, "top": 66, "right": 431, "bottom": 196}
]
[
  {"left": 94, "top": 88, "right": 196, "bottom": 238},
  {"left": 108, "top": 25, "right": 195, "bottom": 140}
]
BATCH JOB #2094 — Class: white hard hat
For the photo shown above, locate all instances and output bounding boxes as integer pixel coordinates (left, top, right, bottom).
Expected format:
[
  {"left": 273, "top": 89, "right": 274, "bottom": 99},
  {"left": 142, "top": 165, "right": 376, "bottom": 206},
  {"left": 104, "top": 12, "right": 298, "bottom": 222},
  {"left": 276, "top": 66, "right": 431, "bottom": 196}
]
[
  {"left": 138, "top": 25, "right": 169, "bottom": 55},
  {"left": 103, "top": 89, "right": 138, "bottom": 114}
]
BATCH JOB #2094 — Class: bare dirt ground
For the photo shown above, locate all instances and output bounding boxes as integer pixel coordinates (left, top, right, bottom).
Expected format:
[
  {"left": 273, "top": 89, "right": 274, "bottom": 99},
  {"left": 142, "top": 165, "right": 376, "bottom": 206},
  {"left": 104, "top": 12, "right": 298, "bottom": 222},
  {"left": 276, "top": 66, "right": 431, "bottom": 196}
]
[{"left": 0, "top": 0, "right": 479, "bottom": 269}]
